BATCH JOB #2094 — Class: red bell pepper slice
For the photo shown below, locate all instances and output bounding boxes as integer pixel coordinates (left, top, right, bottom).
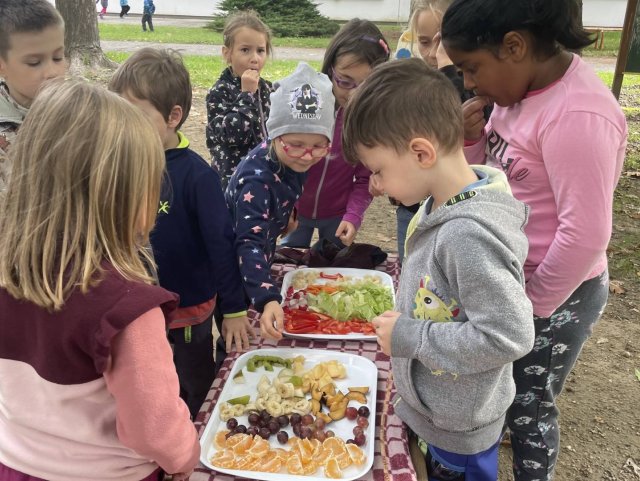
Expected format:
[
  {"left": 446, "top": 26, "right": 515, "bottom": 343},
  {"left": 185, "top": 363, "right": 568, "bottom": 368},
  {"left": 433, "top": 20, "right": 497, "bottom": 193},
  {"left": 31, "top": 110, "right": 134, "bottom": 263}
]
[{"left": 319, "top": 272, "right": 343, "bottom": 280}]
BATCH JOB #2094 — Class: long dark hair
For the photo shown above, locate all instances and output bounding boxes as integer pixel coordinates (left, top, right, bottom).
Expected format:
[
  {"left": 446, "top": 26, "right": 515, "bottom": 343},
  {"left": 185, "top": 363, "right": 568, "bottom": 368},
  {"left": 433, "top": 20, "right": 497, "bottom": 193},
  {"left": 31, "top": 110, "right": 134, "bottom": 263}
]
[
  {"left": 441, "top": 0, "right": 594, "bottom": 57},
  {"left": 321, "top": 18, "right": 390, "bottom": 75}
]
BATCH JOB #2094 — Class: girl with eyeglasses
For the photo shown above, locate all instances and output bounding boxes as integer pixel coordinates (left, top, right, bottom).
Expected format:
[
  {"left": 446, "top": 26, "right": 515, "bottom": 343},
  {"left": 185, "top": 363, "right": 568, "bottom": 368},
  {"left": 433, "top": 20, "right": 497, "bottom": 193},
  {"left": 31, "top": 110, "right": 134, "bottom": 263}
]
[
  {"left": 280, "top": 19, "right": 390, "bottom": 249},
  {"left": 225, "top": 63, "right": 336, "bottom": 341}
]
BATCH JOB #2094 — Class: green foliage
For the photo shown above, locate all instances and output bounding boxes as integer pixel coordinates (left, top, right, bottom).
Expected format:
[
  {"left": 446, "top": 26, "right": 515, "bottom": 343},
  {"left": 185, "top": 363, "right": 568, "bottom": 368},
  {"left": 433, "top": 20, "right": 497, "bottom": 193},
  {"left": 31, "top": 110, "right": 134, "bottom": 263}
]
[{"left": 208, "top": 0, "right": 339, "bottom": 38}]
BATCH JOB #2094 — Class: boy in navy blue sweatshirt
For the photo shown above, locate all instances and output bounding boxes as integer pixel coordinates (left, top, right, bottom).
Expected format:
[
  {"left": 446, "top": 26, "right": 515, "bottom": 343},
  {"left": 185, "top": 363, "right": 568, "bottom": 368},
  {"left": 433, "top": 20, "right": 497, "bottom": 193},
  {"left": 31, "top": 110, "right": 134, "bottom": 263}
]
[{"left": 110, "top": 48, "right": 250, "bottom": 418}]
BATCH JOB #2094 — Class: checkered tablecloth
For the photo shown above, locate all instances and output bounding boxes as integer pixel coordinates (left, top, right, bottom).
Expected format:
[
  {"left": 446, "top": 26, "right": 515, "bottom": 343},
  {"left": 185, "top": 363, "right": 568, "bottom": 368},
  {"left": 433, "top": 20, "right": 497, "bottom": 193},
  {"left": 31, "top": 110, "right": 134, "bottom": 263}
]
[{"left": 191, "top": 255, "right": 418, "bottom": 481}]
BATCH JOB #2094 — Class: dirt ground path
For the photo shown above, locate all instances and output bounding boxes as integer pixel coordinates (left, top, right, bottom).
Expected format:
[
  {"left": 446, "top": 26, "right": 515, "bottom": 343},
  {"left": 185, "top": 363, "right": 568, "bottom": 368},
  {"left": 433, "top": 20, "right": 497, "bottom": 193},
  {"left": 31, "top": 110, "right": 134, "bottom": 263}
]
[{"left": 182, "top": 84, "right": 640, "bottom": 480}]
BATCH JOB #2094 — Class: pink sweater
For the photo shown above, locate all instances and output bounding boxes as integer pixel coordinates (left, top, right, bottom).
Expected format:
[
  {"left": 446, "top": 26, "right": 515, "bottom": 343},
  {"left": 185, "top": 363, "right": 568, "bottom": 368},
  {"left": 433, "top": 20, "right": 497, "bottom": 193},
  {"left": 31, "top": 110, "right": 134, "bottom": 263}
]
[
  {"left": 0, "top": 299, "right": 200, "bottom": 480},
  {"left": 464, "top": 55, "right": 627, "bottom": 317}
]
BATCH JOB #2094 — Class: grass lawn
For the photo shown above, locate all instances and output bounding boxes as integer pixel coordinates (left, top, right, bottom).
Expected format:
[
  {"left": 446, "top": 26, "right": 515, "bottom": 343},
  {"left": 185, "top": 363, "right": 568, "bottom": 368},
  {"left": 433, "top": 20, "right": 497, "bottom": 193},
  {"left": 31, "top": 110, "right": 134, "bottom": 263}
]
[
  {"left": 100, "top": 24, "right": 332, "bottom": 49},
  {"left": 99, "top": 23, "right": 404, "bottom": 50},
  {"left": 106, "top": 52, "right": 321, "bottom": 87},
  {"left": 100, "top": 23, "right": 615, "bottom": 57}
]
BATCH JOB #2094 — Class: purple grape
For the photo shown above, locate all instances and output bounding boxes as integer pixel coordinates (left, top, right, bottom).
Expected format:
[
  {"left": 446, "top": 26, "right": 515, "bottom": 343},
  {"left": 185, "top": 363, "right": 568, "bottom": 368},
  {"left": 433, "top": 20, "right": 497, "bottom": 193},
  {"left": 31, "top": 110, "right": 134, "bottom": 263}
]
[
  {"left": 247, "top": 426, "right": 259, "bottom": 436},
  {"left": 247, "top": 412, "right": 260, "bottom": 426},
  {"left": 277, "top": 415, "right": 289, "bottom": 427},
  {"left": 258, "top": 427, "right": 271, "bottom": 439},
  {"left": 358, "top": 406, "right": 371, "bottom": 418},
  {"left": 226, "top": 418, "right": 238, "bottom": 430},
  {"left": 290, "top": 413, "right": 302, "bottom": 426},
  {"left": 235, "top": 424, "right": 247, "bottom": 434},
  {"left": 268, "top": 420, "right": 280, "bottom": 434},
  {"left": 276, "top": 431, "right": 289, "bottom": 444},
  {"left": 354, "top": 432, "right": 366, "bottom": 446},
  {"left": 300, "top": 425, "right": 312, "bottom": 439}
]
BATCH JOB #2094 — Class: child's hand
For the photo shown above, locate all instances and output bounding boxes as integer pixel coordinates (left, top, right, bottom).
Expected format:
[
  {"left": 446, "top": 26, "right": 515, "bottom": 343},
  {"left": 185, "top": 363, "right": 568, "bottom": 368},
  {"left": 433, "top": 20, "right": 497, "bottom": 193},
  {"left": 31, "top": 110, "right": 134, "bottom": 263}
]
[
  {"left": 372, "top": 311, "right": 401, "bottom": 356},
  {"left": 171, "top": 470, "right": 193, "bottom": 481},
  {"left": 368, "top": 175, "right": 384, "bottom": 197},
  {"left": 462, "top": 96, "right": 490, "bottom": 141},
  {"left": 221, "top": 315, "right": 253, "bottom": 353},
  {"left": 335, "top": 220, "right": 356, "bottom": 246},
  {"left": 241, "top": 69, "right": 260, "bottom": 93},
  {"left": 260, "top": 301, "right": 284, "bottom": 340}
]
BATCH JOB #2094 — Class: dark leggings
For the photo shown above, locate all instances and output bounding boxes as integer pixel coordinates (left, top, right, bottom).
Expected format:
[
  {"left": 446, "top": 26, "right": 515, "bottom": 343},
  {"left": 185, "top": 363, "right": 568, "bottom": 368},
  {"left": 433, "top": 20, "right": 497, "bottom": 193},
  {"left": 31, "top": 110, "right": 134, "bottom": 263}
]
[
  {"left": 119, "top": 5, "right": 130, "bottom": 17},
  {"left": 142, "top": 13, "right": 154, "bottom": 31},
  {"left": 507, "top": 272, "right": 609, "bottom": 480}
]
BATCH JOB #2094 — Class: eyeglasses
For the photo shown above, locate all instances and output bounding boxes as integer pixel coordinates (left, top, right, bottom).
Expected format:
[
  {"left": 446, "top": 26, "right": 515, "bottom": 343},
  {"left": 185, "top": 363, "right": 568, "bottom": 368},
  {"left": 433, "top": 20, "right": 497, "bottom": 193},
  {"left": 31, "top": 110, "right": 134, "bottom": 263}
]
[
  {"left": 330, "top": 69, "right": 361, "bottom": 90},
  {"left": 279, "top": 138, "right": 331, "bottom": 159}
]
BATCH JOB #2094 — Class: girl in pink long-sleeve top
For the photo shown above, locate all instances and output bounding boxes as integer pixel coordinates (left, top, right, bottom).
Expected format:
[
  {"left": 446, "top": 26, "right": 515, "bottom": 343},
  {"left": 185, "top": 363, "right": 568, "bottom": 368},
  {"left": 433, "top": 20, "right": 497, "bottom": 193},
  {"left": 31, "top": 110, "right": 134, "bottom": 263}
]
[
  {"left": 0, "top": 79, "right": 200, "bottom": 481},
  {"left": 441, "top": 1, "right": 627, "bottom": 480},
  {"left": 281, "top": 19, "right": 390, "bottom": 248}
]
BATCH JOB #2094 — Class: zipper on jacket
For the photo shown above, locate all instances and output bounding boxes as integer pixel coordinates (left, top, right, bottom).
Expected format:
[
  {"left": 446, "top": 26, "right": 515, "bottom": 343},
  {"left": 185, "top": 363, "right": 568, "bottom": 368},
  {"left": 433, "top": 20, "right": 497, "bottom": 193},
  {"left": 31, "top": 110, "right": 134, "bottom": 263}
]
[{"left": 312, "top": 156, "right": 330, "bottom": 219}]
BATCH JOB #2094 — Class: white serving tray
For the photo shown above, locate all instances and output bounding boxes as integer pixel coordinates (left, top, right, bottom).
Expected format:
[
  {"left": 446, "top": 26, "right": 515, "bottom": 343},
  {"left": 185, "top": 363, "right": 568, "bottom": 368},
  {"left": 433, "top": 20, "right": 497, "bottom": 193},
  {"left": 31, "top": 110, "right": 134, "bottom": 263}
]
[
  {"left": 280, "top": 267, "right": 395, "bottom": 341},
  {"left": 199, "top": 347, "right": 378, "bottom": 481}
]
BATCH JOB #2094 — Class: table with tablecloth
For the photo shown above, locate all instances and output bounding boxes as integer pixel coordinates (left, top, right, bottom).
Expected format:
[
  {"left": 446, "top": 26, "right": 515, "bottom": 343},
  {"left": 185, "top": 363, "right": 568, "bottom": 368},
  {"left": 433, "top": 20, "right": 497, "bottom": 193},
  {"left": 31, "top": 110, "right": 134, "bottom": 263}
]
[{"left": 191, "top": 254, "right": 419, "bottom": 481}]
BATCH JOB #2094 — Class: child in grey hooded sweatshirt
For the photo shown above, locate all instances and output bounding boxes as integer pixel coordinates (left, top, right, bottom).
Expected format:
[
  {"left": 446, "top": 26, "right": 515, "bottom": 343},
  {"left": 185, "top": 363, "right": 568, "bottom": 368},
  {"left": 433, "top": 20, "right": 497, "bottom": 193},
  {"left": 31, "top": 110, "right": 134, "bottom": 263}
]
[{"left": 342, "top": 58, "right": 535, "bottom": 481}]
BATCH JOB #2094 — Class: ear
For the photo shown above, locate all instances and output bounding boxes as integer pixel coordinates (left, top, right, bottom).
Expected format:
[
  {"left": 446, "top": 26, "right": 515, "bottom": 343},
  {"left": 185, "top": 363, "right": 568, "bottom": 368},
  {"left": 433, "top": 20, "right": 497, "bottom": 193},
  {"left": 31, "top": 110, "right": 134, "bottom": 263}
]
[
  {"left": 501, "top": 31, "right": 527, "bottom": 62},
  {"left": 166, "top": 105, "right": 183, "bottom": 130},
  {"left": 408, "top": 137, "right": 437, "bottom": 169},
  {"left": 222, "top": 45, "right": 230, "bottom": 64}
]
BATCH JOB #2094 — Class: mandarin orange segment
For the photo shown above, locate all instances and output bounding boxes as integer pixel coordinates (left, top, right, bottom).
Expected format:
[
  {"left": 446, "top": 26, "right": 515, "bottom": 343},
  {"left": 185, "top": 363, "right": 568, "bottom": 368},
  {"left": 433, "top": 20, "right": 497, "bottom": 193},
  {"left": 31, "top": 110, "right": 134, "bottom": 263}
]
[
  {"left": 313, "top": 445, "right": 331, "bottom": 465},
  {"left": 225, "top": 433, "right": 248, "bottom": 449},
  {"left": 210, "top": 449, "right": 235, "bottom": 469},
  {"left": 232, "top": 454, "right": 254, "bottom": 470},
  {"left": 346, "top": 443, "right": 366, "bottom": 466},
  {"left": 323, "top": 437, "right": 348, "bottom": 457},
  {"left": 298, "top": 438, "right": 315, "bottom": 459},
  {"left": 232, "top": 433, "right": 254, "bottom": 456},
  {"left": 302, "top": 459, "right": 319, "bottom": 475},
  {"left": 273, "top": 447, "right": 292, "bottom": 461},
  {"left": 247, "top": 435, "right": 270, "bottom": 458},
  {"left": 324, "top": 456, "right": 342, "bottom": 479},
  {"left": 214, "top": 429, "right": 230, "bottom": 449},
  {"left": 286, "top": 453, "right": 305, "bottom": 475},
  {"left": 336, "top": 451, "right": 352, "bottom": 469},
  {"left": 260, "top": 456, "right": 283, "bottom": 473}
]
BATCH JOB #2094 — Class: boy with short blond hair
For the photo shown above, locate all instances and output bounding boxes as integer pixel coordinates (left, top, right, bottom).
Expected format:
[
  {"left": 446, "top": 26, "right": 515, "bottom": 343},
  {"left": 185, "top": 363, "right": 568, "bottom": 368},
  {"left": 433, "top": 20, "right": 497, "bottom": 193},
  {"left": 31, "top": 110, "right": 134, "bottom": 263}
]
[
  {"left": 0, "top": 0, "right": 66, "bottom": 190},
  {"left": 342, "top": 57, "right": 535, "bottom": 480},
  {"left": 110, "top": 48, "right": 250, "bottom": 418}
]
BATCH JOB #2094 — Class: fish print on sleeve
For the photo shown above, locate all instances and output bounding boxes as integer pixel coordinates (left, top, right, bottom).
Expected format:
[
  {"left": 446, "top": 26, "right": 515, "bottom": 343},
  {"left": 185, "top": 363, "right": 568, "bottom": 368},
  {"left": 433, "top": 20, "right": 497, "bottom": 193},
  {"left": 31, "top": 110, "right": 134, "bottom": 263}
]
[{"left": 206, "top": 68, "right": 272, "bottom": 189}]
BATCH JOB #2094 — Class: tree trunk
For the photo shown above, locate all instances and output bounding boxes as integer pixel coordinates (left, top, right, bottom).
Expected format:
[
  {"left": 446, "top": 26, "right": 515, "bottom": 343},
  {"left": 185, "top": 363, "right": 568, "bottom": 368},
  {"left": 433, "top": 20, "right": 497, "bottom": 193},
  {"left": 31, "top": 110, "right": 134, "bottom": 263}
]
[{"left": 55, "top": 0, "right": 117, "bottom": 71}]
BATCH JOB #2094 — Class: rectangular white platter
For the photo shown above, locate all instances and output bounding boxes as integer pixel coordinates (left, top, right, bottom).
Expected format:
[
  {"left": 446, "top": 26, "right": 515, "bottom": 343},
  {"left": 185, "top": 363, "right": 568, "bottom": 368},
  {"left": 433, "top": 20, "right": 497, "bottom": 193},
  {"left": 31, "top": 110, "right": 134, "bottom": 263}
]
[
  {"left": 199, "top": 347, "right": 378, "bottom": 481},
  {"left": 280, "top": 267, "right": 395, "bottom": 341}
]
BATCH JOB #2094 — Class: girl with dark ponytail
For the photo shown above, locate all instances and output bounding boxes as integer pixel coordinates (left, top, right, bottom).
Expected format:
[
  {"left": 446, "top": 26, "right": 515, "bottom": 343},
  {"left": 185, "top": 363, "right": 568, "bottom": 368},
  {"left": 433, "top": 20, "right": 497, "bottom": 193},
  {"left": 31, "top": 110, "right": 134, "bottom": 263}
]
[{"left": 441, "top": 1, "right": 627, "bottom": 481}]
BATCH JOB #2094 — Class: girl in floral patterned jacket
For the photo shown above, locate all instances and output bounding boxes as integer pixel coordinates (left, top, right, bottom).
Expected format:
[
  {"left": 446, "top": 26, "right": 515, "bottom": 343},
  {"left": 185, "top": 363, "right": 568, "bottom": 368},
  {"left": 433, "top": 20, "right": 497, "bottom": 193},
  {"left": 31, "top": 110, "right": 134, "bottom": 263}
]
[{"left": 206, "top": 11, "right": 273, "bottom": 189}]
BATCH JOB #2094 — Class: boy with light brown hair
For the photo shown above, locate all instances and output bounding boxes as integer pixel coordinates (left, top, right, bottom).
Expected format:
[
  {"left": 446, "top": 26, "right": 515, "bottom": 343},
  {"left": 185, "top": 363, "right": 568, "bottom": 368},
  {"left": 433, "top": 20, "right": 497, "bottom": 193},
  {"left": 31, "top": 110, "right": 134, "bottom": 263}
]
[
  {"left": 342, "top": 58, "right": 534, "bottom": 480},
  {"left": 0, "top": 0, "right": 66, "bottom": 191},
  {"left": 109, "top": 48, "right": 250, "bottom": 418}
]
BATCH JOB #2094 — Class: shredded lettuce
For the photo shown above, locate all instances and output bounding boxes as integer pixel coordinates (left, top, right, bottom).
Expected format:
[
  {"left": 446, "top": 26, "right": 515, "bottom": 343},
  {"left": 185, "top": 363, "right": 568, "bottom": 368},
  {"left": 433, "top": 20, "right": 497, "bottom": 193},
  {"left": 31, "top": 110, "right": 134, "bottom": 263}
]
[{"left": 306, "top": 279, "right": 393, "bottom": 321}]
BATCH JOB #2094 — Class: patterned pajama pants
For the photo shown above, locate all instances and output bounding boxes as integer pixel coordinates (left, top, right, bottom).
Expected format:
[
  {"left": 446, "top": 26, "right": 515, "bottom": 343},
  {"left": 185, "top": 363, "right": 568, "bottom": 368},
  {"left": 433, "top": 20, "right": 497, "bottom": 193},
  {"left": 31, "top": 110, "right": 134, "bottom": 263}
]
[{"left": 507, "top": 271, "right": 609, "bottom": 480}]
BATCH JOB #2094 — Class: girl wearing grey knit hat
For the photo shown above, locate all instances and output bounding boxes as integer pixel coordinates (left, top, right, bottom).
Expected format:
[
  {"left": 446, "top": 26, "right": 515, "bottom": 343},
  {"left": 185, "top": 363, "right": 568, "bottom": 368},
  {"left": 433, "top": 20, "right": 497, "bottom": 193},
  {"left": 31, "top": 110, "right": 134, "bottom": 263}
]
[{"left": 225, "top": 62, "right": 335, "bottom": 340}]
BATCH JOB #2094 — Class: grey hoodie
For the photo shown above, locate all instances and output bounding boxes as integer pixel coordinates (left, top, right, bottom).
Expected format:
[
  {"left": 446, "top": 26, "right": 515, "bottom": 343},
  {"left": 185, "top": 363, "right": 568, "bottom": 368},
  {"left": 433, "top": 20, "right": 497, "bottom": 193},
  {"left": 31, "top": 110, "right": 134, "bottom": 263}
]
[{"left": 391, "top": 165, "right": 535, "bottom": 455}]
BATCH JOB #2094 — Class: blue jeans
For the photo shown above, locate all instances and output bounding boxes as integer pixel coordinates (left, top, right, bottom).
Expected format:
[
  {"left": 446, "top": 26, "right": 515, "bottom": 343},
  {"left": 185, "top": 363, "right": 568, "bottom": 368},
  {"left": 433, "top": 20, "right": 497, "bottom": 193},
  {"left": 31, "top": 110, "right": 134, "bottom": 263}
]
[
  {"left": 415, "top": 434, "right": 500, "bottom": 481},
  {"left": 280, "top": 215, "right": 344, "bottom": 248},
  {"left": 396, "top": 205, "right": 417, "bottom": 262}
]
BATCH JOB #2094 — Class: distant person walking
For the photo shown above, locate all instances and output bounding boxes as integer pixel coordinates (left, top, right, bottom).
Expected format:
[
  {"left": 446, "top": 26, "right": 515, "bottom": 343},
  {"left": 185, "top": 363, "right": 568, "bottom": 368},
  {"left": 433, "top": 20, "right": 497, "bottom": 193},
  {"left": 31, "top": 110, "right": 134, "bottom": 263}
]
[
  {"left": 119, "top": 0, "right": 130, "bottom": 17},
  {"left": 142, "top": 0, "right": 155, "bottom": 32},
  {"left": 96, "top": 0, "right": 108, "bottom": 19}
]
